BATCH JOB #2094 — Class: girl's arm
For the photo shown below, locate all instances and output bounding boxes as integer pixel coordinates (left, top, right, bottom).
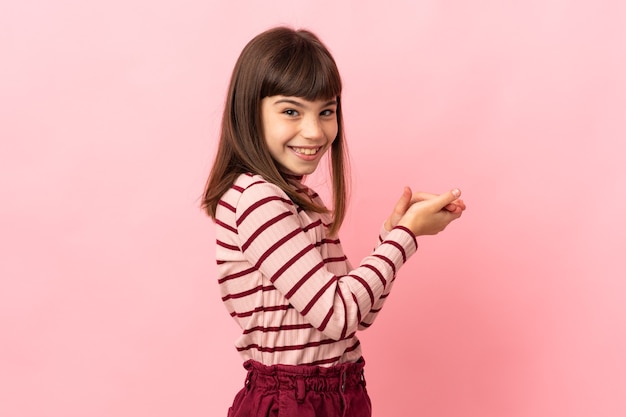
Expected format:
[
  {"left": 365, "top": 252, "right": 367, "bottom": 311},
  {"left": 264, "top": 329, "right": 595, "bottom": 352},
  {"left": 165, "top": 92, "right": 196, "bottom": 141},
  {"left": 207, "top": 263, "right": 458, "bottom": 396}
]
[
  {"left": 355, "top": 225, "right": 401, "bottom": 330},
  {"left": 235, "top": 180, "right": 417, "bottom": 341}
]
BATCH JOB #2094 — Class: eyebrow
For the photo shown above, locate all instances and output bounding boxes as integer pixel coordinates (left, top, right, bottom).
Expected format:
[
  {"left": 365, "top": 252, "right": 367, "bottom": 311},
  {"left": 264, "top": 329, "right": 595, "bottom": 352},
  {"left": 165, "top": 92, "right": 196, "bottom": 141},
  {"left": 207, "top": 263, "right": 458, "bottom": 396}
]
[{"left": 273, "top": 98, "right": 338, "bottom": 108}]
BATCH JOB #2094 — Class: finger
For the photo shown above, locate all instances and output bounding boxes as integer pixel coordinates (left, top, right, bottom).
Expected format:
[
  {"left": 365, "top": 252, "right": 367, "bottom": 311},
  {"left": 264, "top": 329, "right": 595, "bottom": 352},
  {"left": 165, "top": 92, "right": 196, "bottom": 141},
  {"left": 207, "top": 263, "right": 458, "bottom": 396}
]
[
  {"left": 429, "top": 189, "right": 462, "bottom": 211},
  {"left": 444, "top": 198, "right": 466, "bottom": 212}
]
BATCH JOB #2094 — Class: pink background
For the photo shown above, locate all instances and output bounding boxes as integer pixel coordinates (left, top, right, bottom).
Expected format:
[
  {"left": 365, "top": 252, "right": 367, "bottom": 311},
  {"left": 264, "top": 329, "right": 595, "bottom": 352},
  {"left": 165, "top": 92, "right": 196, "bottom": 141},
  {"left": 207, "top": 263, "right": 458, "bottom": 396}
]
[{"left": 1, "top": 1, "right": 625, "bottom": 416}]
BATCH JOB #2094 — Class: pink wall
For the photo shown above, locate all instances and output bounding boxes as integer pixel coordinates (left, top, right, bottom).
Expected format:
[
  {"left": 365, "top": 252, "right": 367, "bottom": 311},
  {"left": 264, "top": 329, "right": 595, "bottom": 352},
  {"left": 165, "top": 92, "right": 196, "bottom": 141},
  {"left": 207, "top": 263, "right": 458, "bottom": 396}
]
[{"left": 1, "top": 1, "right": 625, "bottom": 416}]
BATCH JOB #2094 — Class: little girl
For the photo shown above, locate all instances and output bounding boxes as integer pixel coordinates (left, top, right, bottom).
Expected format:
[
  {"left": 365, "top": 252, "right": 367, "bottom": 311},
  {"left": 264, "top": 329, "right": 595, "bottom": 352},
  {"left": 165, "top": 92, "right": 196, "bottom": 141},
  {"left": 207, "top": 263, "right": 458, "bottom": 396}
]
[{"left": 203, "top": 26, "right": 466, "bottom": 417}]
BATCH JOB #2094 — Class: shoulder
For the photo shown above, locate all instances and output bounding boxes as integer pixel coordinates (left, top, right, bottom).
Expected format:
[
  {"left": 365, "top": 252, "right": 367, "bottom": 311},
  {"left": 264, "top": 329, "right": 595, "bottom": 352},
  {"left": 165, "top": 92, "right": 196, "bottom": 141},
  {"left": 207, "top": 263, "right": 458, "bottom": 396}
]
[
  {"left": 232, "top": 173, "right": 275, "bottom": 191},
  {"left": 231, "top": 173, "right": 291, "bottom": 199},
  {"left": 218, "top": 173, "right": 295, "bottom": 216}
]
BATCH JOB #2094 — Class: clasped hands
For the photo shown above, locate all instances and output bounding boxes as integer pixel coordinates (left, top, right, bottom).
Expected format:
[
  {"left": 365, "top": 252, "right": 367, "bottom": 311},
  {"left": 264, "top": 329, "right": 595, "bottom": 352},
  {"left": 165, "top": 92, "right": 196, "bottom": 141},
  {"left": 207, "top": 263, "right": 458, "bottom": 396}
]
[{"left": 384, "top": 187, "right": 466, "bottom": 236}]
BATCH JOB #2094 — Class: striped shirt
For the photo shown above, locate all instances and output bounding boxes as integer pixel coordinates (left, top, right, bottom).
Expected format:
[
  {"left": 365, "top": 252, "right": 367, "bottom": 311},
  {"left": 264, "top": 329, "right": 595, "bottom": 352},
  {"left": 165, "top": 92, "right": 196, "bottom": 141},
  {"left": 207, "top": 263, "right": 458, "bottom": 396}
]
[{"left": 215, "top": 173, "right": 418, "bottom": 366}]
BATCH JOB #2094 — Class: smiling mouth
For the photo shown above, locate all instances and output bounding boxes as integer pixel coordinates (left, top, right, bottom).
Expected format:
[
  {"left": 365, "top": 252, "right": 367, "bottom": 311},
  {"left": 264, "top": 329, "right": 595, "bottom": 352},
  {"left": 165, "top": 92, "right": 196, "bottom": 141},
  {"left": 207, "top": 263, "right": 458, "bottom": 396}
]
[{"left": 290, "top": 146, "right": 322, "bottom": 156}]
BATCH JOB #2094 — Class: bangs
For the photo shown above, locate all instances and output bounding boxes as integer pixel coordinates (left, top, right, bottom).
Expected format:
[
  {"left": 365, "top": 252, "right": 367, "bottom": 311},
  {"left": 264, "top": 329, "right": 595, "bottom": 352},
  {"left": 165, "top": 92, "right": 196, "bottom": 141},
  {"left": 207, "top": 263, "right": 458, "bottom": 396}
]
[{"left": 261, "top": 35, "right": 342, "bottom": 101}]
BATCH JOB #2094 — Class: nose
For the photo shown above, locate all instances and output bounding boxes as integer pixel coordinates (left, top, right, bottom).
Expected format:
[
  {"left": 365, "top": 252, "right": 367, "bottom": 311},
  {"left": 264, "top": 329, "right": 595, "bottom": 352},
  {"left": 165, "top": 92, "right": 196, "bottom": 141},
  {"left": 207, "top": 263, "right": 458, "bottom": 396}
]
[{"left": 301, "top": 115, "right": 324, "bottom": 141}]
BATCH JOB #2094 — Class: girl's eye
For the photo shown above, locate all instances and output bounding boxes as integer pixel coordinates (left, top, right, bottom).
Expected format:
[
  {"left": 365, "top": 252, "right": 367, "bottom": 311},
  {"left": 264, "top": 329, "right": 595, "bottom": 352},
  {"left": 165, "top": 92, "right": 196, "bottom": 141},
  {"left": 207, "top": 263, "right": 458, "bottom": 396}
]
[
  {"left": 284, "top": 109, "right": 299, "bottom": 116},
  {"left": 321, "top": 109, "right": 336, "bottom": 117}
]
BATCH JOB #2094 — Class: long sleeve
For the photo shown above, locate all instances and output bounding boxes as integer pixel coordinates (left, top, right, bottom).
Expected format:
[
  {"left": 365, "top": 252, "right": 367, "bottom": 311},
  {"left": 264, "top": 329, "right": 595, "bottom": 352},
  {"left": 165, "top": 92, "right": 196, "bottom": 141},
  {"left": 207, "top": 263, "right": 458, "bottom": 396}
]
[
  {"left": 234, "top": 180, "right": 417, "bottom": 341},
  {"left": 356, "top": 225, "right": 411, "bottom": 329}
]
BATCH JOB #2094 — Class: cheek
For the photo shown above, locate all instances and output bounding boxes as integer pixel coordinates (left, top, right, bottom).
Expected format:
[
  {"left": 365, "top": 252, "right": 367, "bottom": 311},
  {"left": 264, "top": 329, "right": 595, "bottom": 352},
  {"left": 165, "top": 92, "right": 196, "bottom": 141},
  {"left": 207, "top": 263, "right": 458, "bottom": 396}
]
[
  {"left": 267, "top": 121, "right": 293, "bottom": 141},
  {"left": 263, "top": 125, "right": 286, "bottom": 149},
  {"left": 326, "top": 123, "right": 339, "bottom": 142}
]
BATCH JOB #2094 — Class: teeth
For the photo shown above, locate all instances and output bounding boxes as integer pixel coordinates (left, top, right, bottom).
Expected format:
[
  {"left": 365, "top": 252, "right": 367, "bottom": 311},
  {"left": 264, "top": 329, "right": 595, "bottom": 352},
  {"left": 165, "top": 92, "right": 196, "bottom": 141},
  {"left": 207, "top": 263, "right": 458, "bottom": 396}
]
[{"left": 292, "top": 147, "right": 320, "bottom": 155}]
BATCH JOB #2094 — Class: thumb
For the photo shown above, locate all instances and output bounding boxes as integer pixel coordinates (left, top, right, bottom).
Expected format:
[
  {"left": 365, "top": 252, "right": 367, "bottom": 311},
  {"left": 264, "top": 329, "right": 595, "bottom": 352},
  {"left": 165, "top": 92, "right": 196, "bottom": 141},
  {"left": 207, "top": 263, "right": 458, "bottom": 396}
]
[
  {"left": 384, "top": 187, "right": 413, "bottom": 231},
  {"left": 393, "top": 186, "right": 412, "bottom": 215}
]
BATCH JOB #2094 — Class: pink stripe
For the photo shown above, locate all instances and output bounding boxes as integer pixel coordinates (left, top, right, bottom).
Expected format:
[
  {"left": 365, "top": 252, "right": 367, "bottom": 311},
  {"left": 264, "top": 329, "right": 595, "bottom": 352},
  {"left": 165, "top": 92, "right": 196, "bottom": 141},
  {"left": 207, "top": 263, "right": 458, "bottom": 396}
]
[
  {"left": 216, "top": 240, "right": 239, "bottom": 251},
  {"left": 237, "top": 196, "right": 291, "bottom": 226},
  {"left": 285, "top": 261, "right": 325, "bottom": 299},
  {"left": 247, "top": 180, "right": 266, "bottom": 188},
  {"left": 372, "top": 253, "right": 396, "bottom": 276},
  {"left": 241, "top": 210, "right": 292, "bottom": 252},
  {"left": 218, "top": 200, "right": 235, "bottom": 212},
  {"left": 384, "top": 240, "right": 407, "bottom": 263},
  {"left": 215, "top": 219, "right": 237, "bottom": 234},
  {"left": 337, "top": 290, "right": 348, "bottom": 339},
  {"left": 305, "top": 356, "right": 342, "bottom": 366},
  {"left": 323, "top": 256, "right": 347, "bottom": 264},
  {"left": 393, "top": 225, "right": 417, "bottom": 248},
  {"left": 347, "top": 274, "right": 375, "bottom": 305},
  {"left": 345, "top": 339, "right": 361, "bottom": 352},
  {"left": 218, "top": 266, "right": 257, "bottom": 284},
  {"left": 257, "top": 227, "right": 301, "bottom": 269},
  {"left": 271, "top": 244, "right": 315, "bottom": 283},
  {"left": 236, "top": 337, "right": 340, "bottom": 353},
  {"left": 221, "top": 285, "right": 275, "bottom": 301},
  {"left": 317, "top": 306, "right": 334, "bottom": 333},
  {"left": 232, "top": 304, "right": 291, "bottom": 318},
  {"left": 296, "top": 268, "right": 337, "bottom": 315},
  {"left": 243, "top": 323, "right": 313, "bottom": 334},
  {"left": 302, "top": 218, "right": 322, "bottom": 232},
  {"left": 352, "top": 293, "right": 362, "bottom": 325},
  {"left": 362, "top": 264, "right": 386, "bottom": 287}
]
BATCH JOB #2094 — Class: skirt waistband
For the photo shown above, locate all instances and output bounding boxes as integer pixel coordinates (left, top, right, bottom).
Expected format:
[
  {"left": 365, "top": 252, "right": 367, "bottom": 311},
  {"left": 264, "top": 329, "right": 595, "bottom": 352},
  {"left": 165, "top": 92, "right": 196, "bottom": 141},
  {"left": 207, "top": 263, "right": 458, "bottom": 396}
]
[{"left": 243, "top": 358, "right": 366, "bottom": 394}]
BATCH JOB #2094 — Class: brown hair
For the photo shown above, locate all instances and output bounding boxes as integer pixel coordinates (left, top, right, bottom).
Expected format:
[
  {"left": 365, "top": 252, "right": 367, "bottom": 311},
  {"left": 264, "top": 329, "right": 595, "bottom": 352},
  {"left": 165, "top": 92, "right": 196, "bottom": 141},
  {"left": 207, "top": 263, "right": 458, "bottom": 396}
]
[{"left": 202, "top": 26, "right": 349, "bottom": 236}]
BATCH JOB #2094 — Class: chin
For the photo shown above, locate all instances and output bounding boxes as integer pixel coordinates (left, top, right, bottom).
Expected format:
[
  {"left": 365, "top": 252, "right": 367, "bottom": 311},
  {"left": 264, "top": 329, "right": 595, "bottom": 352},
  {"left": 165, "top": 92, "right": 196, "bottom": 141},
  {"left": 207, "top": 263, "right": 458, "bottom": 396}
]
[
  {"left": 283, "top": 164, "right": 320, "bottom": 177},
  {"left": 299, "top": 166, "right": 321, "bottom": 176}
]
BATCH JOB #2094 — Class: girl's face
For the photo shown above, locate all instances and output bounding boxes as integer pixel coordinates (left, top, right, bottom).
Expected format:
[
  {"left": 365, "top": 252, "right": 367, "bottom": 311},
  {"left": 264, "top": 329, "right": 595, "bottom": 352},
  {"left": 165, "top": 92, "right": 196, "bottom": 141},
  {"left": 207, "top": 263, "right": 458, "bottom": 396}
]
[{"left": 261, "top": 95, "right": 338, "bottom": 176}]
